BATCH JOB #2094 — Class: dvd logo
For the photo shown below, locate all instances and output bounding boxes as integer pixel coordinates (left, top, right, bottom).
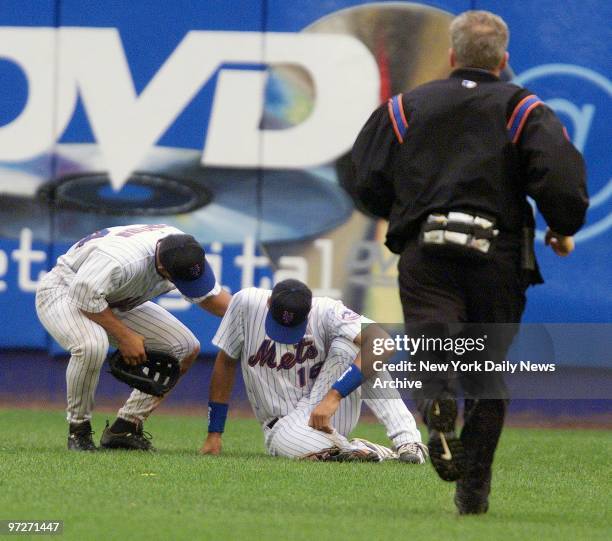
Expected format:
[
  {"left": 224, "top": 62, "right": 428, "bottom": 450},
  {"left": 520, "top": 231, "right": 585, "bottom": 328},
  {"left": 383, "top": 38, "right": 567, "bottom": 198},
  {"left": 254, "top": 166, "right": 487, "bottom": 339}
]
[
  {"left": 515, "top": 64, "right": 611, "bottom": 242},
  {"left": 0, "top": 27, "right": 378, "bottom": 189}
]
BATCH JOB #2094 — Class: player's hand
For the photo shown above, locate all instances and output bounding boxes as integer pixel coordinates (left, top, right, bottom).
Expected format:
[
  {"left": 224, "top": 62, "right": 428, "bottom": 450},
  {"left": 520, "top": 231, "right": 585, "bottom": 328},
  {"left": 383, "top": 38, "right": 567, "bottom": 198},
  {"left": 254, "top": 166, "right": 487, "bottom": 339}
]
[
  {"left": 200, "top": 433, "right": 222, "bottom": 455},
  {"left": 545, "top": 228, "right": 575, "bottom": 257},
  {"left": 309, "top": 390, "right": 342, "bottom": 433},
  {"left": 117, "top": 330, "right": 147, "bottom": 365}
]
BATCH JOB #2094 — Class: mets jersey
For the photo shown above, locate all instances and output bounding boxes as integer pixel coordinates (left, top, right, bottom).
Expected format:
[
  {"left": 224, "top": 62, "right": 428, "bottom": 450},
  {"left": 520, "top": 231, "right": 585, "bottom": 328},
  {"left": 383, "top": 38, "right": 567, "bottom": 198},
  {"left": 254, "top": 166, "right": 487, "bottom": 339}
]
[
  {"left": 49, "top": 224, "right": 220, "bottom": 313},
  {"left": 212, "top": 287, "right": 372, "bottom": 426}
]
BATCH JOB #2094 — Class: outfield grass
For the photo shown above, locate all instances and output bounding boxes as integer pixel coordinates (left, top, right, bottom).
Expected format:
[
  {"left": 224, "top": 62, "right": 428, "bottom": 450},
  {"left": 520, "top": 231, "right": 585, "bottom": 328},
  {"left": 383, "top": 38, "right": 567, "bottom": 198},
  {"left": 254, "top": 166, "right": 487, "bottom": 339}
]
[{"left": 0, "top": 409, "right": 610, "bottom": 541}]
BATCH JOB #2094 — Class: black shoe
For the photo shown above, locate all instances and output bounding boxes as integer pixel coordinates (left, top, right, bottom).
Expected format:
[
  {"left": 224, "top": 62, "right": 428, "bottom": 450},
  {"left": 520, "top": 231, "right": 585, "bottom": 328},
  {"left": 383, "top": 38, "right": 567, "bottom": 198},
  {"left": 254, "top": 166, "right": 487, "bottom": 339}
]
[
  {"left": 67, "top": 421, "right": 97, "bottom": 451},
  {"left": 100, "top": 420, "right": 155, "bottom": 451},
  {"left": 455, "top": 475, "right": 491, "bottom": 515},
  {"left": 426, "top": 396, "right": 465, "bottom": 481}
]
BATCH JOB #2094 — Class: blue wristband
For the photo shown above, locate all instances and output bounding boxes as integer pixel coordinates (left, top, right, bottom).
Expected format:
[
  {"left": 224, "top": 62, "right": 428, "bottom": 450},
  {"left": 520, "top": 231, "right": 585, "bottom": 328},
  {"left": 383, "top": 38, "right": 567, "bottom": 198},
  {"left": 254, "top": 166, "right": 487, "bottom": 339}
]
[
  {"left": 208, "top": 402, "right": 229, "bottom": 433},
  {"left": 331, "top": 364, "right": 364, "bottom": 398}
]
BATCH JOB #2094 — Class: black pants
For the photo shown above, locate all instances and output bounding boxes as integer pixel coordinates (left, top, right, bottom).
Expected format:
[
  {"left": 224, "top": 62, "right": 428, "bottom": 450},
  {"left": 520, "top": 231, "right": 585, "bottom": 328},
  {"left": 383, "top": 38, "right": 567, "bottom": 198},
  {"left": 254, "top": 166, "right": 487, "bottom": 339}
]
[
  {"left": 399, "top": 240, "right": 526, "bottom": 399},
  {"left": 398, "top": 240, "right": 527, "bottom": 485}
]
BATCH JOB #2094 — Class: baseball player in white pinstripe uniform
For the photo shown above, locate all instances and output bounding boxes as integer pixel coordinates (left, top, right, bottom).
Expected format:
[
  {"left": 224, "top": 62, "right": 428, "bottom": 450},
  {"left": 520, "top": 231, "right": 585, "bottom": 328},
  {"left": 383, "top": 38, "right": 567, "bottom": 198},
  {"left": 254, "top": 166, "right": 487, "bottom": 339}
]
[
  {"left": 35, "top": 224, "right": 230, "bottom": 451},
  {"left": 201, "top": 279, "right": 427, "bottom": 463}
]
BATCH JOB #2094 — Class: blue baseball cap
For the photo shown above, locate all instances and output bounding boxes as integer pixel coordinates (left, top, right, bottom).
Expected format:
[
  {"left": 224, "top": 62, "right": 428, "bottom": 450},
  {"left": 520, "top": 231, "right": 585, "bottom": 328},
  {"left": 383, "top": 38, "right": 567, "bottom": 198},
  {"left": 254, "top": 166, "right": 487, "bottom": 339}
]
[
  {"left": 265, "top": 279, "right": 312, "bottom": 344},
  {"left": 157, "top": 234, "right": 216, "bottom": 299}
]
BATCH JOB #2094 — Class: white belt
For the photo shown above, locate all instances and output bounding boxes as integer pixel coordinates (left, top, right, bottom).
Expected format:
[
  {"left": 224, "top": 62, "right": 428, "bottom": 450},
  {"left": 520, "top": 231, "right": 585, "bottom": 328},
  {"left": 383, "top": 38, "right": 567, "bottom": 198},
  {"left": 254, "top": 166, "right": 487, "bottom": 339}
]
[{"left": 421, "top": 212, "right": 499, "bottom": 254}]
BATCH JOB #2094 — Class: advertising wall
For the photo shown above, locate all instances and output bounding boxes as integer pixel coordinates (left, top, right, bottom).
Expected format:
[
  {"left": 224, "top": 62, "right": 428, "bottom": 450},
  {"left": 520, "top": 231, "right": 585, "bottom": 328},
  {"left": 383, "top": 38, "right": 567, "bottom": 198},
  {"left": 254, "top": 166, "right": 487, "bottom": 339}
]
[{"left": 0, "top": 0, "right": 610, "bottom": 355}]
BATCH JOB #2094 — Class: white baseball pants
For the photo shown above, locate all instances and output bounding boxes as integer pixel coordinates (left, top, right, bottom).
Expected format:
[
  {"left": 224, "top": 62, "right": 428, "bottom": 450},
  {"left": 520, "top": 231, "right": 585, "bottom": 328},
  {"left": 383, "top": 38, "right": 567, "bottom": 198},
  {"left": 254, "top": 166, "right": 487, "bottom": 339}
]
[
  {"left": 264, "top": 338, "right": 421, "bottom": 458},
  {"left": 35, "top": 272, "right": 199, "bottom": 425}
]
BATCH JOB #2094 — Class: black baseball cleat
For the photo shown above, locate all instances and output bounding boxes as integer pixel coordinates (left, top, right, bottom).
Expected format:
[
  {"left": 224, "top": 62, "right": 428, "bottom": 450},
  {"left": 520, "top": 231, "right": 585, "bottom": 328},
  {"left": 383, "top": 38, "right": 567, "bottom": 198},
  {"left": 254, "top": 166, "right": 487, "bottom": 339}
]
[
  {"left": 68, "top": 421, "right": 97, "bottom": 451},
  {"left": 426, "top": 396, "right": 466, "bottom": 482},
  {"left": 455, "top": 476, "right": 490, "bottom": 515},
  {"left": 100, "top": 420, "right": 155, "bottom": 451}
]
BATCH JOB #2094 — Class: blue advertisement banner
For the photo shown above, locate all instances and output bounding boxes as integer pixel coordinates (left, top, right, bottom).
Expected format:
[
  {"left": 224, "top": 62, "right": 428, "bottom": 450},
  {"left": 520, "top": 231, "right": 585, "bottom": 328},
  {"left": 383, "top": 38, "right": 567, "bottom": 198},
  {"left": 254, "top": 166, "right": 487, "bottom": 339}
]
[{"left": 0, "top": 0, "right": 609, "bottom": 356}]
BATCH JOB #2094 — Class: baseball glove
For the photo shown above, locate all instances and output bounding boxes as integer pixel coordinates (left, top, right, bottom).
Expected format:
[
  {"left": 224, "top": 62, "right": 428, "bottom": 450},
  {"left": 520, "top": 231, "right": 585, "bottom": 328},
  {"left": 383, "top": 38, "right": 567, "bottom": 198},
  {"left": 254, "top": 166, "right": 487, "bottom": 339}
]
[{"left": 108, "top": 350, "right": 180, "bottom": 397}]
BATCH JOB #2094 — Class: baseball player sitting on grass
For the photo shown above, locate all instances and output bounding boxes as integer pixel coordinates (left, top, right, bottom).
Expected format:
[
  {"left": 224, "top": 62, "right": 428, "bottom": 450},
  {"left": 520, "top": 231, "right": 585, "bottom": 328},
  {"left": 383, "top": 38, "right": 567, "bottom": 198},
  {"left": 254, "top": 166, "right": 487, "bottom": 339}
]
[
  {"left": 200, "top": 279, "right": 427, "bottom": 463},
  {"left": 35, "top": 224, "right": 231, "bottom": 452}
]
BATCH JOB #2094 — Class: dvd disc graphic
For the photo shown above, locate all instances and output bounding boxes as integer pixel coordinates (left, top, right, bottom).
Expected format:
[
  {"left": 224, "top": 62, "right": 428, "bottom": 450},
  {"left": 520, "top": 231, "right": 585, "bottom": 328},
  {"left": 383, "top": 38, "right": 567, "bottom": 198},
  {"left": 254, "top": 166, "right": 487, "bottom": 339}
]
[
  {"left": 0, "top": 144, "right": 353, "bottom": 245},
  {"left": 39, "top": 172, "right": 212, "bottom": 216},
  {"left": 261, "top": 3, "right": 458, "bottom": 316},
  {"left": 0, "top": 2, "right": 513, "bottom": 312},
  {"left": 259, "top": 3, "right": 513, "bottom": 316}
]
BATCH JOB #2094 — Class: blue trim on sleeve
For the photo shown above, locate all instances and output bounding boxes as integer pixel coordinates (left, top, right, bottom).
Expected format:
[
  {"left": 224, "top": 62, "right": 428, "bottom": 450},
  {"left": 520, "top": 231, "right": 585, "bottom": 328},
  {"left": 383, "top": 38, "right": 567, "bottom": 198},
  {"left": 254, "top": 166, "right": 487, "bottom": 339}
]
[
  {"left": 508, "top": 95, "right": 540, "bottom": 141},
  {"left": 391, "top": 95, "right": 408, "bottom": 139}
]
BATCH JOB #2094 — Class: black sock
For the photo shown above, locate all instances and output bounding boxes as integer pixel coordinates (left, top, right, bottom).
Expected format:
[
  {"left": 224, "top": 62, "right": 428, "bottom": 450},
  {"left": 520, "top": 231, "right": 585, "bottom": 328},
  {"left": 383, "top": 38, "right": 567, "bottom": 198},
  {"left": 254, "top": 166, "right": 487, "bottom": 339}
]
[
  {"left": 110, "top": 418, "right": 138, "bottom": 434},
  {"left": 69, "top": 420, "right": 92, "bottom": 434}
]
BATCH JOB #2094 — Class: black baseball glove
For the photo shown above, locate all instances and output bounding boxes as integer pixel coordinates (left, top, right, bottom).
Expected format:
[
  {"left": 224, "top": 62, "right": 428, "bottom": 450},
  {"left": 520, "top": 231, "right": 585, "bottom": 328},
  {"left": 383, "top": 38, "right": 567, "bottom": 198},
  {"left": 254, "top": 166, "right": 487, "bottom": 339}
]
[{"left": 108, "top": 350, "right": 180, "bottom": 397}]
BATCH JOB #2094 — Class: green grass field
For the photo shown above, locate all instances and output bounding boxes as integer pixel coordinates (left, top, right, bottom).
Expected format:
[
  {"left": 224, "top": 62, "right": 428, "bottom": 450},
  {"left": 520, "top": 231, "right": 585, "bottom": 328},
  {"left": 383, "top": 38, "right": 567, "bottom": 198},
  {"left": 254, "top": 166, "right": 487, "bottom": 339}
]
[{"left": 0, "top": 409, "right": 609, "bottom": 541}]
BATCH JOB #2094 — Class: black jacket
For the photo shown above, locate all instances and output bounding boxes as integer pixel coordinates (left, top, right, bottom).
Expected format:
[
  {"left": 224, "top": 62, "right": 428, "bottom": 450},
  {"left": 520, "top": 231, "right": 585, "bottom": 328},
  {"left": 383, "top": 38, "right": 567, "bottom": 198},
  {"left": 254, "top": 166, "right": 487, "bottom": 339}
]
[{"left": 349, "top": 68, "right": 589, "bottom": 256}]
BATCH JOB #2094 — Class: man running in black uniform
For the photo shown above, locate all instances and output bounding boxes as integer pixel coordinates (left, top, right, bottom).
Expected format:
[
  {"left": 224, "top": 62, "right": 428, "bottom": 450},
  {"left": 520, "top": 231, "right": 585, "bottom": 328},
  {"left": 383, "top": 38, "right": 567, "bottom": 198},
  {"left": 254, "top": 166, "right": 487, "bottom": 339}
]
[{"left": 348, "top": 10, "right": 588, "bottom": 514}]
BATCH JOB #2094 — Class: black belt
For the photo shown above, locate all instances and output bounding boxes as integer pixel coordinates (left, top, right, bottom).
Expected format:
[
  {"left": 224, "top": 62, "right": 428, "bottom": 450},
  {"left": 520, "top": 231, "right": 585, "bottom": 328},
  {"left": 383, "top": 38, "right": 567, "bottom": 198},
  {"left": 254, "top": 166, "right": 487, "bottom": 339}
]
[{"left": 266, "top": 417, "right": 279, "bottom": 430}]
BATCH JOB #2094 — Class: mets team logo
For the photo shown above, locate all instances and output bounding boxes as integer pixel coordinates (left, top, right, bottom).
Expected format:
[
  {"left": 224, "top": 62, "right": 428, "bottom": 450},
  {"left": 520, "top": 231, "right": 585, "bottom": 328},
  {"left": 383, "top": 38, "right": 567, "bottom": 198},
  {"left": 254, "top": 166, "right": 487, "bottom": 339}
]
[
  {"left": 189, "top": 263, "right": 202, "bottom": 278},
  {"left": 248, "top": 338, "right": 318, "bottom": 371}
]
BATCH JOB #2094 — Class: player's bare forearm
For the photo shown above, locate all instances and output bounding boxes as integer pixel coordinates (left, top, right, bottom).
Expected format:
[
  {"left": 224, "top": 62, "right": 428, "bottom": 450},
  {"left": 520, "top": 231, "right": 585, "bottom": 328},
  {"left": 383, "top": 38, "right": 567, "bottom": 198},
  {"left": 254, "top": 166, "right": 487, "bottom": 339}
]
[
  {"left": 209, "top": 350, "right": 238, "bottom": 403},
  {"left": 81, "top": 307, "right": 146, "bottom": 364},
  {"left": 198, "top": 289, "right": 232, "bottom": 317},
  {"left": 354, "top": 323, "right": 395, "bottom": 379},
  {"left": 201, "top": 350, "right": 237, "bottom": 455}
]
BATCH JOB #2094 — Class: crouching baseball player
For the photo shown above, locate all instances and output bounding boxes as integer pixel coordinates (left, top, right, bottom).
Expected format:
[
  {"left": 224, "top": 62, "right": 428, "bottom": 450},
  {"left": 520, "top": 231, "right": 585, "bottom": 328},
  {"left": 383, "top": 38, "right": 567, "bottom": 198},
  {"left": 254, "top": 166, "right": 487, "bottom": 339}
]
[
  {"left": 200, "top": 279, "right": 427, "bottom": 463},
  {"left": 35, "top": 224, "right": 231, "bottom": 451}
]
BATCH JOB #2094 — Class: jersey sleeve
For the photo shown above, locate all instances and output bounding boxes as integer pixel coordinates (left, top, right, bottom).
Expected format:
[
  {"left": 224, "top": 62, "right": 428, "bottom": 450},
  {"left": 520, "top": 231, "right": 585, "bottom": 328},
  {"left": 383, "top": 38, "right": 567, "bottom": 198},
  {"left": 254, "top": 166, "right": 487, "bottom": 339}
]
[
  {"left": 348, "top": 103, "right": 398, "bottom": 219},
  {"left": 325, "top": 299, "right": 372, "bottom": 344},
  {"left": 212, "top": 292, "right": 245, "bottom": 360},
  {"left": 183, "top": 281, "right": 222, "bottom": 304},
  {"left": 66, "top": 252, "right": 123, "bottom": 313},
  {"left": 518, "top": 104, "right": 589, "bottom": 236}
]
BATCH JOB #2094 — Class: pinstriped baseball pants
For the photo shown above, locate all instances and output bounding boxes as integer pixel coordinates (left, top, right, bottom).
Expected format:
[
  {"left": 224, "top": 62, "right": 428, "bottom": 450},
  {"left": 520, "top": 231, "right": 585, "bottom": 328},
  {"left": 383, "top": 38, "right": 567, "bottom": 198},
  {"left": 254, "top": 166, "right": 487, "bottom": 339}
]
[
  {"left": 264, "top": 338, "right": 421, "bottom": 458},
  {"left": 35, "top": 273, "right": 199, "bottom": 425}
]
